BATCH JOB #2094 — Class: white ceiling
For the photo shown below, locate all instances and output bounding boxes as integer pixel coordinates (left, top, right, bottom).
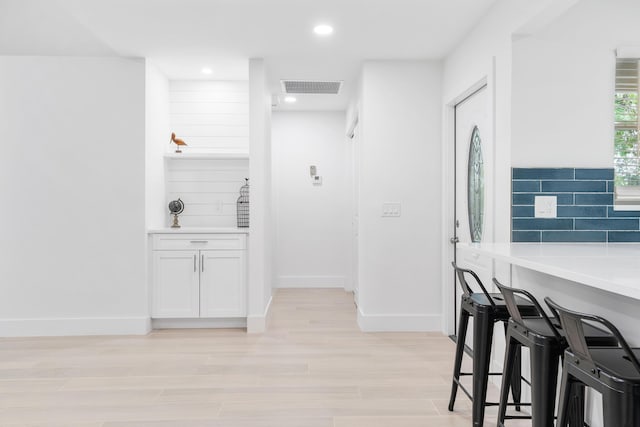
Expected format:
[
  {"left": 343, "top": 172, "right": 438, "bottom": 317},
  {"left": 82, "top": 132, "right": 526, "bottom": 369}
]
[{"left": 0, "top": 0, "right": 498, "bottom": 111}]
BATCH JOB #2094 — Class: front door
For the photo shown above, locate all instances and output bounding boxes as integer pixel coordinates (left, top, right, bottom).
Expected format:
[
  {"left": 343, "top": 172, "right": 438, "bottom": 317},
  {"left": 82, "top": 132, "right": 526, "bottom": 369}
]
[{"left": 452, "top": 84, "right": 492, "bottom": 332}]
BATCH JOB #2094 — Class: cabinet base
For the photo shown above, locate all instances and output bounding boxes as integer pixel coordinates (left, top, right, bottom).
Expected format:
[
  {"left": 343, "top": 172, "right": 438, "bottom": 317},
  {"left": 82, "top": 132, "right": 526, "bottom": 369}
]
[{"left": 151, "top": 318, "right": 246, "bottom": 330}]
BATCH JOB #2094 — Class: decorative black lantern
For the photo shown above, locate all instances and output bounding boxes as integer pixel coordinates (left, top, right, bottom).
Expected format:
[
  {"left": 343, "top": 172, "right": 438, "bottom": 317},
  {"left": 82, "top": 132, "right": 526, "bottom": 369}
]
[{"left": 236, "top": 178, "right": 249, "bottom": 228}]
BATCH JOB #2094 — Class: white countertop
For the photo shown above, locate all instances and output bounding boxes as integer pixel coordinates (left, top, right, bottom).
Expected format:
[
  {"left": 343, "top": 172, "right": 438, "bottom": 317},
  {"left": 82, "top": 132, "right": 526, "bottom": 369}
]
[
  {"left": 148, "top": 227, "right": 249, "bottom": 234},
  {"left": 458, "top": 242, "right": 640, "bottom": 300}
]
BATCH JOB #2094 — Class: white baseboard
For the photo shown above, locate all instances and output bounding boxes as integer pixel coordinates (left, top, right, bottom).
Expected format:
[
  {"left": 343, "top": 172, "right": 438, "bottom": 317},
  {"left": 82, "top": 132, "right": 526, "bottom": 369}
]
[
  {"left": 357, "top": 307, "right": 442, "bottom": 332},
  {"left": 0, "top": 317, "right": 151, "bottom": 337},
  {"left": 247, "top": 295, "right": 273, "bottom": 333},
  {"left": 276, "top": 275, "right": 345, "bottom": 288},
  {"left": 152, "top": 318, "right": 246, "bottom": 329}
]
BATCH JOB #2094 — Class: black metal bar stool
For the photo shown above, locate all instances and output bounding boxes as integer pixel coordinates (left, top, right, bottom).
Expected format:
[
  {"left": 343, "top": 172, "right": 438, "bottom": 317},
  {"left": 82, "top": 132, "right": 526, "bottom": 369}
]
[
  {"left": 546, "top": 298, "right": 640, "bottom": 427},
  {"left": 494, "top": 280, "right": 617, "bottom": 427},
  {"left": 448, "top": 263, "right": 538, "bottom": 427}
]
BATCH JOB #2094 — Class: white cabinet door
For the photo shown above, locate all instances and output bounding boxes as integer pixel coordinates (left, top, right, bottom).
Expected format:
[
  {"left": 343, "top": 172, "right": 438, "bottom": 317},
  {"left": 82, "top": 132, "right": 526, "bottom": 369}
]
[
  {"left": 152, "top": 250, "right": 200, "bottom": 318},
  {"left": 199, "top": 250, "right": 246, "bottom": 317}
]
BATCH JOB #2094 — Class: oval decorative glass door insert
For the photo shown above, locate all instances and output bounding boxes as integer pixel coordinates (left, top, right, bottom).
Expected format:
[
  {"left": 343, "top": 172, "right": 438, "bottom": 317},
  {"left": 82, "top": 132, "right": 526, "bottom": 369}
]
[{"left": 467, "top": 125, "right": 484, "bottom": 242}]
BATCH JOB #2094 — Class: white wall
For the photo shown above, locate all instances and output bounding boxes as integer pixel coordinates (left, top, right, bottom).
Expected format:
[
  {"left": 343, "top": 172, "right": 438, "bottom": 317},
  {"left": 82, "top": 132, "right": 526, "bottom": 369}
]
[
  {"left": 0, "top": 56, "right": 148, "bottom": 336},
  {"left": 356, "top": 60, "right": 442, "bottom": 331},
  {"left": 165, "top": 158, "right": 249, "bottom": 228},
  {"left": 247, "top": 58, "right": 273, "bottom": 332},
  {"left": 272, "top": 112, "right": 350, "bottom": 289},
  {"left": 169, "top": 80, "right": 249, "bottom": 154},
  {"left": 145, "top": 61, "right": 170, "bottom": 230},
  {"left": 511, "top": 0, "right": 640, "bottom": 167}
]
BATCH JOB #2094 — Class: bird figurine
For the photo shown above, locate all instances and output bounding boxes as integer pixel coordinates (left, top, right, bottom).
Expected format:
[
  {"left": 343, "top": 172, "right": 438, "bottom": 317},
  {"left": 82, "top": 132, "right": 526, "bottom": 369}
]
[{"left": 170, "top": 132, "right": 187, "bottom": 153}]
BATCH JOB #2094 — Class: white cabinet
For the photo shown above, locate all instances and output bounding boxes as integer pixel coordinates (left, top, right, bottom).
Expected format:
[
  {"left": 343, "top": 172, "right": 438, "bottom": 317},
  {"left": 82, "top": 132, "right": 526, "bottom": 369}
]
[
  {"left": 151, "top": 234, "right": 246, "bottom": 319},
  {"left": 153, "top": 251, "right": 200, "bottom": 318},
  {"left": 200, "top": 250, "right": 246, "bottom": 317}
]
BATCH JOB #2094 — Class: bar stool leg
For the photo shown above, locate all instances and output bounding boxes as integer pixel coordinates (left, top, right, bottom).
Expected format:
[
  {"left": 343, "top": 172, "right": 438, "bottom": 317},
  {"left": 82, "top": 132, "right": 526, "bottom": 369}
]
[
  {"left": 501, "top": 323, "right": 522, "bottom": 412},
  {"left": 511, "top": 344, "right": 522, "bottom": 411},
  {"left": 602, "top": 390, "right": 626, "bottom": 427},
  {"left": 556, "top": 367, "right": 573, "bottom": 427},
  {"left": 529, "top": 343, "right": 559, "bottom": 427},
  {"left": 497, "top": 331, "right": 518, "bottom": 427},
  {"left": 567, "top": 385, "right": 585, "bottom": 427},
  {"left": 472, "top": 308, "right": 495, "bottom": 427},
  {"left": 448, "top": 309, "right": 470, "bottom": 411}
]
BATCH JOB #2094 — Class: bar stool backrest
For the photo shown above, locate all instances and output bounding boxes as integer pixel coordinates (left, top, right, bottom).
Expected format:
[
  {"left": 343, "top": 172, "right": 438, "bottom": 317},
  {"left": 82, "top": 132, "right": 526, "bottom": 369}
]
[
  {"left": 451, "top": 262, "right": 496, "bottom": 309},
  {"left": 545, "top": 297, "right": 640, "bottom": 374},
  {"left": 493, "top": 278, "right": 562, "bottom": 341}
]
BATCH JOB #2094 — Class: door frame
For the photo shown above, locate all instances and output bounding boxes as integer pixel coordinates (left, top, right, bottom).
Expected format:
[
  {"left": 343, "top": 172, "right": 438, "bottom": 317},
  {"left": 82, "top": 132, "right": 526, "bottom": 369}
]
[
  {"left": 441, "top": 76, "right": 490, "bottom": 336},
  {"left": 346, "top": 111, "right": 360, "bottom": 305}
]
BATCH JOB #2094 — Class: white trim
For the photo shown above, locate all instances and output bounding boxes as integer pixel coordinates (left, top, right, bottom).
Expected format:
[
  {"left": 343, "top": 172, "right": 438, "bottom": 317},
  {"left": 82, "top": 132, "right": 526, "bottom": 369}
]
[
  {"left": 276, "top": 275, "right": 345, "bottom": 289},
  {"left": 617, "top": 46, "right": 640, "bottom": 58},
  {"left": 164, "top": 152, "right": 249, "bottom": 160},
  {"left": 0, "top": 317, "right": 151, "bottom": 337},
  {"left": 356, "top": 307, "right": 442, "bottom": 332},
  {"left": 246, "top": 295, "right": 272, "bottom": 333},
  {"left": 152, "top": 318, "right": 246, "bottom": 329}
]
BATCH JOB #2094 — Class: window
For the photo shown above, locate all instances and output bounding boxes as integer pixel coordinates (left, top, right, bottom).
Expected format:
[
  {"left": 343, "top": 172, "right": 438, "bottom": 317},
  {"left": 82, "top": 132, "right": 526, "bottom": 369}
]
[{"left": 614, "top": 58, "right": 640, "bottom": 207}]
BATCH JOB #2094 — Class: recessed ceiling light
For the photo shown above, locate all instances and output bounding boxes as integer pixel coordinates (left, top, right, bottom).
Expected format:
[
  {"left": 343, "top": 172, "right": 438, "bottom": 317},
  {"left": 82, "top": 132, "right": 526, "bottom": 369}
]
[
  {"left": 313, "top": 24, "right": 334, "bottom": 36},
  {"left": 284, "top": 96, "right": 297, "bottom": 103},
  {"left": 201, "top": 67, "right": 213, "bottom": 75}
]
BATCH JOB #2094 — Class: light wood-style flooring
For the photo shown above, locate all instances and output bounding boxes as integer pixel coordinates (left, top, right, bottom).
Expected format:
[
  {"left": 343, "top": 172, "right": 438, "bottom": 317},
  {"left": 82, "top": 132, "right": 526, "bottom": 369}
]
[{"left": 0, "top": 289, "right": 531, "bottom": 426}]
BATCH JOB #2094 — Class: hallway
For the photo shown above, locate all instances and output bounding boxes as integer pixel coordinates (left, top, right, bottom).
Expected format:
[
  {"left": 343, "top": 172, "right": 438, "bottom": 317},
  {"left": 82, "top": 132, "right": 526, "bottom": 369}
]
[{"left": 0, "top": 289, "right": 528, "bottom": 426}]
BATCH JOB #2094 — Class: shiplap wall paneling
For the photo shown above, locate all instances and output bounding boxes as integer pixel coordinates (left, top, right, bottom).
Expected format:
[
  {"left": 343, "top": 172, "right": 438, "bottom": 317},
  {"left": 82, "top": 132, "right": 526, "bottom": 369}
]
[
  {"left": 165, "top": 158, "right": 249, "bottom": 227},
  {"left": 169, "top": 81, "right": 249, "bottom": 154}
]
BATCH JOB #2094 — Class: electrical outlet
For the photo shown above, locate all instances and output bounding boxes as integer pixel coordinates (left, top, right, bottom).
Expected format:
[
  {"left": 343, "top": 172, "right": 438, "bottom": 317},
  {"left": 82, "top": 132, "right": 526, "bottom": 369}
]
[
  {"left": 382, "top": 203, "right": 401, "bottom": 217},
  {"left": 534, "top": 196, "right": 557, "bottom": 218}
]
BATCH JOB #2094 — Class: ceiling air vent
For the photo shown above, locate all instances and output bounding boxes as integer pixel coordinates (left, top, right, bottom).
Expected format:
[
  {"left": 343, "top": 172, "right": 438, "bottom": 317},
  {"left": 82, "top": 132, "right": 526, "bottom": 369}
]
[{"left": 281, "top": 80, "right": 343, "bottom": 95}]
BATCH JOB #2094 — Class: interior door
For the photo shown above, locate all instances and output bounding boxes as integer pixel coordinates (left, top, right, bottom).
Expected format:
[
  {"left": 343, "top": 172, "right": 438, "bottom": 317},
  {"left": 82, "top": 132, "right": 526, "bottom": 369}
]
[
  {"left": 452, "top": 85, "right": 492, "bottom": 332},
  {"left": 351, "top": 123, "right": 360, "bottom": 306}
]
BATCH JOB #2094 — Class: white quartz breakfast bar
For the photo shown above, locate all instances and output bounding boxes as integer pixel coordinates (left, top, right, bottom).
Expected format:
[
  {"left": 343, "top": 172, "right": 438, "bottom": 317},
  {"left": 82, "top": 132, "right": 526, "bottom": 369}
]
[{"left": 457, "top": 242, "right": 640, "bottom": 347}]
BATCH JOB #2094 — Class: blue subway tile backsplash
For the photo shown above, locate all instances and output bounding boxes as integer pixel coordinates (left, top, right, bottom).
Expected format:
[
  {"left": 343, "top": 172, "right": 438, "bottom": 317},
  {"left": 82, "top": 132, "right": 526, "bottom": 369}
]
[
  {"left": 512, "top": 218, "right": 573, "bottom": 231},
  {"left": 575, "top": 219, "right": 639, "bottom": 231},
  {"left": 557, "top": 206, "right": 607, "bottom": 218},
  {"left": 512, "top": 180, "right": 541, "bottom": 192},
  {"left": 541, "top": 180, "right": 607, "bottom": 193},
  {"left": 512, "top": 168, "right": 640, "bottom": 242},
  {"left": 574, "top": 168, "right": 614, "bottom": 180},
  {"left": 574, "top": 193, "right": 614, "bottom": 206},
  {"left": 542, "top": 231, "right": 607, "bottom": 242},
  {"left": 608, "top": 232, "right": 640, "bottom": 242},
  {"left": 512, "top": 168, "right": 574, "bottom": 180},
  {"left": 512, "top": 231, "right": 541, "bottom": 242},
  {"left": 512, "top": 206, "right": 535, "bottom": 218}
]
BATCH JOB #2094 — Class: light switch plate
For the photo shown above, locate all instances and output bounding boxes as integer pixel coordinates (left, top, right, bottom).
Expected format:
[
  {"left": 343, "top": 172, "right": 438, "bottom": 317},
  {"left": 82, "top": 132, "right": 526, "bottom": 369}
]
[
  {"left": 382, "top": 203, "right": 401, "bottom": 217},
  {"left": 534, "top": 196, "right": 557, "bottom": 218}
]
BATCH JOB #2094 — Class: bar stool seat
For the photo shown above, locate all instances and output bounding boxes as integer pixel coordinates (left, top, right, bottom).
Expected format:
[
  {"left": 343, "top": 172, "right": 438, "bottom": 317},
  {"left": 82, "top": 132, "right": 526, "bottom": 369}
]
[
  {"left": 520, "top": 317, "right": 616, "bottom": 345},
  {"left": 494, "top": 281, "right": 618, "bottom": 427},
  {"left": 546, "top": 298, "right": 640, "bottom": 427},
  {"left": 448, "top": 263, "right": 538, "bottom": 427},
  {"left": 588, "top": 348, "right": 640, "bottom": 379}
]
